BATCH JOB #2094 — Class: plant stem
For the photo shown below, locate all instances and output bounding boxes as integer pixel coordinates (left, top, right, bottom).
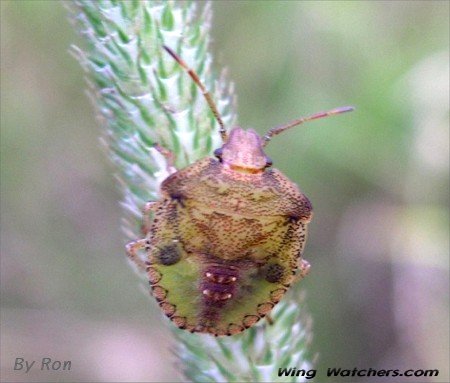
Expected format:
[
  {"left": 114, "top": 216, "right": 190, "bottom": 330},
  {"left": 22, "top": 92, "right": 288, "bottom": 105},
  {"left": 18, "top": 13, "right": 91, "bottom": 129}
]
[{"left": 68, "top": 1, "right": 313, "bottom": 381}]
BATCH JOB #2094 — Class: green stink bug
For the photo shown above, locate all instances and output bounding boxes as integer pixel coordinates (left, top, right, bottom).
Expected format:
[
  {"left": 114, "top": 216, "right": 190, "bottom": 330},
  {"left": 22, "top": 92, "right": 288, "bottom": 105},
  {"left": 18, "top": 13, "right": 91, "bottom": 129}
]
[{"left": 126, "top": 46, "right": 353, "bottom": 336}]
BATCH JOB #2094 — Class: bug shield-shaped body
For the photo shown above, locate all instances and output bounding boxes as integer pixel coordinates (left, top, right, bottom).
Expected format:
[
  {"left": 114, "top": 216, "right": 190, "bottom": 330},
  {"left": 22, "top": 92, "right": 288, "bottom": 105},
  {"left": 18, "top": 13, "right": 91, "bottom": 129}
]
[{"left": 129, "top": 128, "right": 313, "bottom": 336}]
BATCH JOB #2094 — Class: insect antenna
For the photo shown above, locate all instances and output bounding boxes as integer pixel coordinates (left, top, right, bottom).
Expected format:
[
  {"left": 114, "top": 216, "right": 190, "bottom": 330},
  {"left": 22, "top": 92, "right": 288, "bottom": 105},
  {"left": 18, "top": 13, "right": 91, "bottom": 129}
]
[
  {"left": 262, "top": 106, "right": 355, "bottom": 146},
  {"left": 163, "top": 45, "right": 227, "bottom": 142}
]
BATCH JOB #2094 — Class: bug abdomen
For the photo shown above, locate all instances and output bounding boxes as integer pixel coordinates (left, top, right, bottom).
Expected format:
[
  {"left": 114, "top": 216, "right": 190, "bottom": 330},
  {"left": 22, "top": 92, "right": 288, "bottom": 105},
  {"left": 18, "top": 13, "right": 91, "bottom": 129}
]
[{"left": 196, "top": 260, "right": 261, "bottom": 335}]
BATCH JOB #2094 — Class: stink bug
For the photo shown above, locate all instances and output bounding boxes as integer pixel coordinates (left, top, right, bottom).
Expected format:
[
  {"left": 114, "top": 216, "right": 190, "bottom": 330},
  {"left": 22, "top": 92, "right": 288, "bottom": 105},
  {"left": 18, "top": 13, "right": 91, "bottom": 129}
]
[{"left": 126, "top": 46, "right": 354, "bottom": 336}]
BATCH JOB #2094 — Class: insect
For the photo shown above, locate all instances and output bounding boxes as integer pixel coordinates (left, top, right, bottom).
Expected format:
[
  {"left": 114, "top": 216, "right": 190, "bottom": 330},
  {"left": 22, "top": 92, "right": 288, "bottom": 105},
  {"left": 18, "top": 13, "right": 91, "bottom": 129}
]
[{"left": 126, "top": 45, "right": 354, "bottom": 336}]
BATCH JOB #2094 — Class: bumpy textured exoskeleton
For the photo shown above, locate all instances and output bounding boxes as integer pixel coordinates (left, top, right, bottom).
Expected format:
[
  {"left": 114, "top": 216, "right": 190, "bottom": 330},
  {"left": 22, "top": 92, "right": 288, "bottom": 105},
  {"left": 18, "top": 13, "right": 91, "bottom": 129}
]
[{"left": 126, "top": 46, "right": 353, "bottom": 336}]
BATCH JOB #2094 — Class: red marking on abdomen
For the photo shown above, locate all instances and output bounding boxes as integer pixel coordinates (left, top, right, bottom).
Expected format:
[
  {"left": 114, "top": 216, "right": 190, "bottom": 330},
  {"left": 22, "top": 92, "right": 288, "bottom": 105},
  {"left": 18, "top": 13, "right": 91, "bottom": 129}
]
[{"left": 200, "top": 263, "right": 239, "bottom": 323}]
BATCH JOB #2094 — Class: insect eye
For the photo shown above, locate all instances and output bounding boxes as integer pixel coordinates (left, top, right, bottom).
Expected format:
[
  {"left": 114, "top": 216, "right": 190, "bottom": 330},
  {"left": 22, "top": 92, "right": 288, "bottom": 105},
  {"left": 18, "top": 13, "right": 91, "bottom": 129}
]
[
  {"left": 265, "top": 157, "right": 273, "bottom": 168},
  {"left": 214, "top": 148, "right": 223, "bottom": 160}
]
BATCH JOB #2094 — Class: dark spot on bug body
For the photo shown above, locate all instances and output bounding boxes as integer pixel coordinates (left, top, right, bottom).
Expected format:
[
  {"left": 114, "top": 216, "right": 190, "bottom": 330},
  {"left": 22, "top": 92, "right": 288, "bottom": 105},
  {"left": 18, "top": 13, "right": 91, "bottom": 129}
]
[
  {"left": 170, "top": 192, "right": 186, "bottom": 207},
  {"left": 158, "top": 244, "right": 181, "bottom": 265},
  {"left": 287, "top": 215, "right": 300, "bottom": 224},
  {"left": 265, "top": 263, "right": 285, "bottom": 283}
]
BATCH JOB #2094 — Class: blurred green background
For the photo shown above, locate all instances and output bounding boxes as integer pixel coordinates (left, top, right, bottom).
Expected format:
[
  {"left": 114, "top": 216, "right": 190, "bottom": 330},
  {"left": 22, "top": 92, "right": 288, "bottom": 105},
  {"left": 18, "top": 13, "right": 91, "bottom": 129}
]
[{"left": 1, "top": 1, "right": 448, "bottom": 382}]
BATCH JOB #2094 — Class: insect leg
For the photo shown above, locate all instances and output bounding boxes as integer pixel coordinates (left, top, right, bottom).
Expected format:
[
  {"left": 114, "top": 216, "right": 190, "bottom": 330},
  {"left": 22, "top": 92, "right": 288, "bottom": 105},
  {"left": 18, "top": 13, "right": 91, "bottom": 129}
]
[
  {"left": 125, "top": 239, "right": 148, "bottom": 271},
  {"left": 153, "top": 143, "right": 177, "bottom": 175},
  {"left": 294, "top": 259, "right": 311, "bottom": 283}
]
